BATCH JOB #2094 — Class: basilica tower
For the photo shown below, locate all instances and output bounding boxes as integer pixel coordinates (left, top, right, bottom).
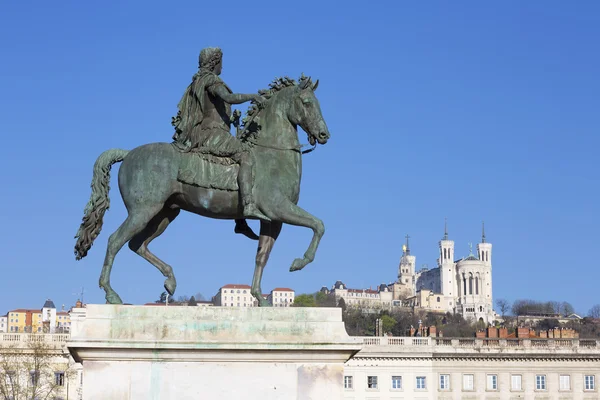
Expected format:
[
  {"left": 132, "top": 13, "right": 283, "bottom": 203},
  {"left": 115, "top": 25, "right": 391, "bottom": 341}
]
[
  {"left": 439, "top": 219, "right": 456, "bottom": 298},
  {"left": 398, "top": 234, "right": 416, "bottom": 292},
  {"left": 477, "top": 222, "right": 493, "bottom": 314}
]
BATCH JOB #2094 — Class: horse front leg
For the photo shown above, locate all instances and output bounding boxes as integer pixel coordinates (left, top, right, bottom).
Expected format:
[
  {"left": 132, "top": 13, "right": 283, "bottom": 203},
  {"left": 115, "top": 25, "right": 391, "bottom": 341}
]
[
  {"left": 273, "top": 201, "right": 325, "bottom": 272},
  {"left": 251, "top": 221, "right": 282, "bottom": 307}
]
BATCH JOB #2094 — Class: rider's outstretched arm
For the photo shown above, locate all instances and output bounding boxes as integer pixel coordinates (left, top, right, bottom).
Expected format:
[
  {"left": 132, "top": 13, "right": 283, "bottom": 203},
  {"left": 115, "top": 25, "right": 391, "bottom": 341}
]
[{"left": 210, "top": 85, "right": 257, "bottom": 104}]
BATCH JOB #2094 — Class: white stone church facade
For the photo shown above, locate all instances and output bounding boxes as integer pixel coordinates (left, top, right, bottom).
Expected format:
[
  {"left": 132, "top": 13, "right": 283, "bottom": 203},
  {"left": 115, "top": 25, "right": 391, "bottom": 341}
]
[{"left": 397, "top": 223, "right": 495, "bottom": 324}]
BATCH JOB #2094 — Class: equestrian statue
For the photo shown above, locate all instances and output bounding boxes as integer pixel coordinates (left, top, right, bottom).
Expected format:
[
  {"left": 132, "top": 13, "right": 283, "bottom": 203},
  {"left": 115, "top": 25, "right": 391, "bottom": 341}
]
[{"left": 74, "top": 47, "right": 330, "bottom": 306}]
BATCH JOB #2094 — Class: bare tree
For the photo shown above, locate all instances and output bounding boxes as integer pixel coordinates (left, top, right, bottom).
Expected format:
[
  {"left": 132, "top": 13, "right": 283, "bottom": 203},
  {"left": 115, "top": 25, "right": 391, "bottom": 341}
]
[
  {"left": 177, "top": 295, "right": 190, "bottom": 303},
  {"left": 495, "top": 298, "right": 511, "bottom": 318},
  {"left": 588, "top": 304, "right": 600, "bottom": 319},
  {"left": 560, "top": 301, "right": 575, "bottom": 317},
  {"left": 194, "top": 292, "right": 206, "bottom": 301},
  {"left": 0, "top": 337, "right": 74, "bottom": 400}
]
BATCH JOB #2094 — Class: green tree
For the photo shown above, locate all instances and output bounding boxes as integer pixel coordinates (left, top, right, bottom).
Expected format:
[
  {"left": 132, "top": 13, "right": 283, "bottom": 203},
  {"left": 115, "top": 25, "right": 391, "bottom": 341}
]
[
  {"left": 156, "top": 291, "right": 168, "bottom": 303},
  {"left": 188, "top": 296, "right": 198, "bottom": 306},
  {"left": 338, "top": 297, "right": 347, "bottom": 312},
  {"left": 380, "top": 315, "right": 396, "bottom": 334},
  {"left": 292, "top": 294, "right": 317, "bottom": 307},
  {"left": 315, "top": 291, "right": 336, "bottom": 307}
]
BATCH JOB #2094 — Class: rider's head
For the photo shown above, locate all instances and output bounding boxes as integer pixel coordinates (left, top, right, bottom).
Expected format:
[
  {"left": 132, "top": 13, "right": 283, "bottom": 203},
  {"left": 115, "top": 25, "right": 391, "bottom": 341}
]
[{"left": 199, "top": 47, "right": 223, "bottom": 75}]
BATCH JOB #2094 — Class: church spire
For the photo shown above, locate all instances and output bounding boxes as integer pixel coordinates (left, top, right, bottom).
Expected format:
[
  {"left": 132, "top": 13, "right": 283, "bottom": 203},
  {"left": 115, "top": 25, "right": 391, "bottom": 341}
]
[
  {"left": 481, "top": 221, "right": 486, "bottom": 243},
  {"left": 403, "top": 234, "right": 411, "bottom": 255}
]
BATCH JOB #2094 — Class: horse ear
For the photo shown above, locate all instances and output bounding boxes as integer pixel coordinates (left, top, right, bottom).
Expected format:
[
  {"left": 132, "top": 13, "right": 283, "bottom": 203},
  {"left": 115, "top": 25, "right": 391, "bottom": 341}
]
[{"left": 312, "top": 79, "right": 319, "bottom": 91}]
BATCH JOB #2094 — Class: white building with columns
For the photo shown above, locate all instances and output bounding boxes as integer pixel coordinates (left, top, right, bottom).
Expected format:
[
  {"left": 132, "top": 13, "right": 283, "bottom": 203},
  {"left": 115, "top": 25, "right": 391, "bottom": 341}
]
[
  {"left": 397, "top": 222, "right": 495, "bottom": 324},
  {"left": 344, "top": 336, "right": 600, "bottom": 400}
]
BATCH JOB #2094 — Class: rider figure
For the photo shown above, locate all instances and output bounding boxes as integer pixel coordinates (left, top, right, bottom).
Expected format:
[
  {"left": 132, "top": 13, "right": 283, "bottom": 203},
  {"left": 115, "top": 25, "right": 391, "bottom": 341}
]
[{"left": 172, "top": 47, "right": 268, "bottom": 238}]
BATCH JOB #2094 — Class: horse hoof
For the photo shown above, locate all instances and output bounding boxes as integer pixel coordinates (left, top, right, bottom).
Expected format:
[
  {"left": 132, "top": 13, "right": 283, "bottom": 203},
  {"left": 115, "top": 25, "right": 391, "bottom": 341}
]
[
  {"left": 106, "top": 293, "right": 123, "bottom": 304},
  {"left": 164, "top": 278, "right": 177, "bottom": 296},
  {"left": 289, "top": 258, "right": 305, "bottom": 272},
  {"left": 259, "top": 298, "right": 271, "bottom": 307}
]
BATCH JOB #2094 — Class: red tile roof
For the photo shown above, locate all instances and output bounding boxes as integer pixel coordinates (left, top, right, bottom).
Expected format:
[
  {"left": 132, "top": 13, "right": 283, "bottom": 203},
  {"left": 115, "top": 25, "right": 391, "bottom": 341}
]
[
  {"left": 8, "top": 309, "right": 40, "bottom": 313},
  {"left": 221, "top": 284, "right": 252, "bottom": 289},
  {"left": 272, "top": 288, "right": 294, "bottom": 292}
]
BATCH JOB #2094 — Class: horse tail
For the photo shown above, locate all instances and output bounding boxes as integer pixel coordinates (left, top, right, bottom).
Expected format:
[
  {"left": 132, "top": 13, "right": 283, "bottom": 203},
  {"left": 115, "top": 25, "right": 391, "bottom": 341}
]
[{"left": 74, "top": 148, "right": 129, "bottom": 260}]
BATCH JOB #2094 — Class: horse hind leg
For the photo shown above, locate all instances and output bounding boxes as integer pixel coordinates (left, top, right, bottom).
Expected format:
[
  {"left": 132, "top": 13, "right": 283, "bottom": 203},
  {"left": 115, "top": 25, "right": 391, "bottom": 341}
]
[
  {"left": 128, "top": 207, "right": 180, "bottom": 297},
  {"left": 99, "top": 206, "right": 163, "bottom": 304},
  {"left": 251, "top": 221, "right": 282, "bottom": 307}
]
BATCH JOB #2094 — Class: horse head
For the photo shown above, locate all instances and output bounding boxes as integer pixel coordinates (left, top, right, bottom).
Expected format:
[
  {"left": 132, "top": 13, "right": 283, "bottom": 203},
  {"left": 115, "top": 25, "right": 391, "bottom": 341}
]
[{"left": 291, "top": 75, "right": 330, "bottom": 146}]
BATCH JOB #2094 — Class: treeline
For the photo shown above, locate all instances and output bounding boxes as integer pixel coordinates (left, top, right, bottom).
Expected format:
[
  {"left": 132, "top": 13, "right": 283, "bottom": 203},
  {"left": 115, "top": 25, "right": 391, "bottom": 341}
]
[
  {"left": 342, "top": 308, "right": 477, "bottom": 337},
  {"left": 496, "top": 298, "right": 600, "bottom": 319},
  {"left": 294, "top": 293, "right": 600, "bottom": 339},
  {"left": 293, "top": 292, "right": 479, "bottom": 337}
]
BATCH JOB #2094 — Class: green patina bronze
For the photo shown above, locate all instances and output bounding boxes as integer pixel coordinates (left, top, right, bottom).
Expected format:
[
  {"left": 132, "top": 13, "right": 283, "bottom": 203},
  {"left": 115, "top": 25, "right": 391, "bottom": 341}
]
[{"left": 74, "top": 47, "right": 330, "bottom": 307}]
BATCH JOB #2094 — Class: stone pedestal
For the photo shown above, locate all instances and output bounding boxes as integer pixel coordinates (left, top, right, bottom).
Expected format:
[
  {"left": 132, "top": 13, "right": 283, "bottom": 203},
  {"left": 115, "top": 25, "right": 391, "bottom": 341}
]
[{"left": 67, "top": 305, "right": 360, "bottom": 400}]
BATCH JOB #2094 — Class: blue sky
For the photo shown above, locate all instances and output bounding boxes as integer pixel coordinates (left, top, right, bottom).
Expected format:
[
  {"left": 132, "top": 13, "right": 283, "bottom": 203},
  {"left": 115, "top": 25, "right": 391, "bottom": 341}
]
[{"left": 0, "top": 1, "right": 598, "bottom": 315}]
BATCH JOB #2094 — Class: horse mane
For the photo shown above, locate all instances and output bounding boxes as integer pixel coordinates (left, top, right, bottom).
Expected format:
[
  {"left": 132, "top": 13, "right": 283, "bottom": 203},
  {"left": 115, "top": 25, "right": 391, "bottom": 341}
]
[{"left": 239, "top": 74, "right": 312, "bottom": 139}]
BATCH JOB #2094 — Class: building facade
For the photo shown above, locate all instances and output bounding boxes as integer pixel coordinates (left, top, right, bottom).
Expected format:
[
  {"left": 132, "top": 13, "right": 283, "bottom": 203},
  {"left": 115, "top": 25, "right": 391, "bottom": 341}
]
[
  {"left": 344, "top": 336, "right": 600, "bottom": 400},
  {"left": 321, "top": 281, "right": 395, "bottom": 309},
  {"left": 213, "top": 284, "right": 257, "bottom": 307},
  {"left": 269, "top": 288, "right": 295, "bottom": 307},
  {"left": 213, "top": 285, "right": 296, "bottom": 307},
  {"left": 6, "top": 299, "right": 71, "bottom": 333},
  {"left": 0, "top": 332, "right": 82, "bottom": 400}
]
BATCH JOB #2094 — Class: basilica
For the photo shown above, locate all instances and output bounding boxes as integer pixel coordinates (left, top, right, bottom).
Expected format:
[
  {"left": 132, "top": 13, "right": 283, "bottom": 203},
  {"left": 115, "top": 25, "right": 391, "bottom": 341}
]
[
  {"left": 322, "top": 222, "right": 497, "bottom": 324},
  {"left": 396, "top": 222, "right": 495, "bottom": 324}
]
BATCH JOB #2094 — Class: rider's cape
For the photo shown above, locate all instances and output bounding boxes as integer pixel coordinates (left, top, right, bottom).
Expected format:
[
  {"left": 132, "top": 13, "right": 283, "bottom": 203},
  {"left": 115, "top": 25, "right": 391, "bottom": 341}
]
[{"left": 172, "top": 70, "right": 232, "bottom": 150}]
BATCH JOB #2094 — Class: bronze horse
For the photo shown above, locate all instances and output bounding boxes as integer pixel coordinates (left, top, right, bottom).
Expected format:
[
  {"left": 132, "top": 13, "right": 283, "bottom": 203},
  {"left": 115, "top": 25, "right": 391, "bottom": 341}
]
[{"left": 74, "top": 76, "right": 330, "bottom": 306}]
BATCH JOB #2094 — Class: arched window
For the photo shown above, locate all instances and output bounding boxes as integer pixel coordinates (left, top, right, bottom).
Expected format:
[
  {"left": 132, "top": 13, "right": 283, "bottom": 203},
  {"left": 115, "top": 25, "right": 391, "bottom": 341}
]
[
  {"left": 437, "top": 297, "right": 440, "bottom": 303},
  {"left": 475, "top": 276, "right": 479, "bottom": 295},
  {"left": 469, "top": 275, "right": 473, "bottom": 295},
  {"left": 479, "top": 306, "right": 483, "bottom": 312},
  {"left": 463, "top": 276, "right": 467, "bottom": 296}
]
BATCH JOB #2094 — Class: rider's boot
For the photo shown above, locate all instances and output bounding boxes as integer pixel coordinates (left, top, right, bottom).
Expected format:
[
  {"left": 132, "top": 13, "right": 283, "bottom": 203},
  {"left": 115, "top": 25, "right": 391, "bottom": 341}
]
[
  {"left": 238, "top": 151, "right": 271, "bottom": 222},
  {"left": 234, "top": 219, "right": 259, "bottom": 240},
  {"left": 242, "top": 198, "right": 271, "bottom": 222}
]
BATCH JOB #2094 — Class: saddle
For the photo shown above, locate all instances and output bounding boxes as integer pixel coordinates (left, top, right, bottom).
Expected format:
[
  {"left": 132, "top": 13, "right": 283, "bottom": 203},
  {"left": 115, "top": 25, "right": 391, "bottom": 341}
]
[{"left": 176, "top": 147, "right": 240, "bottom": 191}]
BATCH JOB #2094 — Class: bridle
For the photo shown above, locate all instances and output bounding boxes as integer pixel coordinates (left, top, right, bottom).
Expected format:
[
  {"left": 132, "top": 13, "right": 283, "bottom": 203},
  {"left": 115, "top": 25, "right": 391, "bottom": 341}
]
[{"left": 247, "top": 137, "right": 318, "bottom": 155}]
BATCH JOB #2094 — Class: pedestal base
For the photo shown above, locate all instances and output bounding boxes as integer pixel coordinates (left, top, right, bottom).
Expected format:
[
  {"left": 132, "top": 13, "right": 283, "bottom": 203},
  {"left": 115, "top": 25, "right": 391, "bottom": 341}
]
[{"left": 67, "top": 305, "right": 360, "bottom": 400}]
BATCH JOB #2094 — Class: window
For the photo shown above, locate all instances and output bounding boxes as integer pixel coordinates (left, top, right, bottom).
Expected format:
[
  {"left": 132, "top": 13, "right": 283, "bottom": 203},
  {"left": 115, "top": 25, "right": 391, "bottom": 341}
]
[
  {"left": 439, "top": 374, "right": 449, "bottom": 390},
  {"left": 536, "top": 375, "right": 546, "bottom": 390},
  {"left": 487, "top": 374, "right": 497, "bottom": 390},
  {"left": 343, "top": 375, "right": 353, "bottom": 389},
  {"left": 5, "top": 371, "right": 15, "bottom": 385},
  {"left": 391, "top": 376, "right": 402, "bottom": 389},
  {"left": 55, "top": 372, "right": 65, "bottom": 386},
  {"left": 463, "top": 374, "right": 474, "bottom": 391},
  {"left": 585, "top": 375, "right": 595, "bottom": 390},
  {"left": 559, "top": 375, "right": 570, "bottom": 390},
  {"left": 416, "top": 376, "right": 426, "bottom": 389},
  {"left": 367, "top": 376, "right": 378, "bottom": 389},
  {"left": 511, "top": 374, "right": 522, "bottom": 391},
  {"left": 30, "top": 371, "right": 39, "bottom": 386}
]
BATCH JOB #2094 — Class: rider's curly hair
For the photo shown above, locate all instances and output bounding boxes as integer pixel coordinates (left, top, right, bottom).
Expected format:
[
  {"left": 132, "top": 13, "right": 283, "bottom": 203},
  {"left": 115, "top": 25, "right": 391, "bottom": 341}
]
[{"left": 199, "top": 47, "right": 223, "bottom": 71}]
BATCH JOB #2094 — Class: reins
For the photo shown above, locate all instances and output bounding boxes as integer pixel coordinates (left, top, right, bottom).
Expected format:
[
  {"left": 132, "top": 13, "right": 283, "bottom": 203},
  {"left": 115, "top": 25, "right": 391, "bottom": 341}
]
[{"left": 248, "top": 139, "right": 317, "bottom": 155}]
